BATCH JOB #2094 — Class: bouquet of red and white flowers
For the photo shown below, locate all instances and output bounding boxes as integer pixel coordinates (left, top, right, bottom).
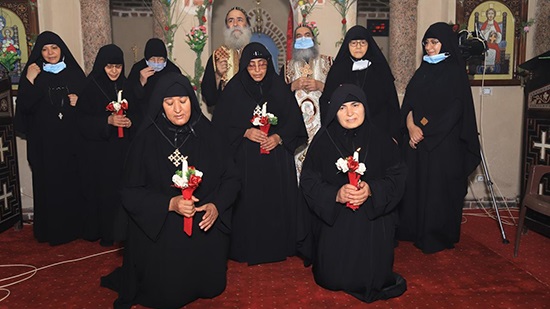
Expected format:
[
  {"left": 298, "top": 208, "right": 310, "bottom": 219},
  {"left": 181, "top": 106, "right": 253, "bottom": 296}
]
[
  {"left": 106, "top": 90, "right": 129, "bottom": 138},
  {"left": 250, "top": 102, "right": 278, "bottom": 154},
  {"left": 335, "top": 148, "right": 366, "bottom": 210},
  {"left": 172, "top": 157, "right": 203, "bottom": 236}
]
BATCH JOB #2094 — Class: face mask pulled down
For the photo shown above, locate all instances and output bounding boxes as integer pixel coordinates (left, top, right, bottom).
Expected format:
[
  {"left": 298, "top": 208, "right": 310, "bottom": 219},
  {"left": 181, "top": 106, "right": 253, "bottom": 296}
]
[
  {"left": 43, "top": 60, "right": 67, "bottom": 74},
  {"left": 423, "top": 52, "right": 450, "bottom": 64}
]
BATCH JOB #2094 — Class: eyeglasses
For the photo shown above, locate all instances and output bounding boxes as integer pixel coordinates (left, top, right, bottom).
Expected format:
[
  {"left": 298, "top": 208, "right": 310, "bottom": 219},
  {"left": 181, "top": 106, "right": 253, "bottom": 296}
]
[
  {"left": 105, "top": 64, "right": 123, "bottom": 69},
  {"left": 422, "top": 39, "right": 441, "bottom": 46},
  {"left": 247, "top": 61, "right": 268, "bottom": 70},
  {"left": 349, "top": 40, "right": 367, "bottom": 47}
]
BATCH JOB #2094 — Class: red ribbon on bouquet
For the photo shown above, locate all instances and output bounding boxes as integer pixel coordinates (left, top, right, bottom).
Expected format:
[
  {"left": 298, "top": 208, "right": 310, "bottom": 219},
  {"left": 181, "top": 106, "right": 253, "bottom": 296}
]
[
  {"left": 181, "top": 187, "right": 196, "bottom": 236},
  {"left": 181, "top": 174, "right": 202, "bottom": 236},
  {"left": 347, "top": 172, "right": 361, "bottom": 210},
  {"left": 259, "top": 117, "right": 271, "bottom": 154}
]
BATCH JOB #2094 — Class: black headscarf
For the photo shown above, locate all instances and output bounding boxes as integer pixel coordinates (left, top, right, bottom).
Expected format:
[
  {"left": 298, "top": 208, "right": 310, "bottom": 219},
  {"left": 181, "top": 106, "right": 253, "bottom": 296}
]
[
  {"left": 124, "top": 38, "right": 181, "bottom": 118},
  {"left": 314, "top": 84, "right": 370, "bottom": 157},
  {"left": 320, "top": 26, "right": 400, "bottom": 140},
  {"left": 20, "top": 31, "right": 84, "bottom": 85},
  {"left": 333, "top": 25, "right": 394, "bottom": 81},
  {"left": 88, "top": 44, "right": 125, "bottom": 98},
  {"left": 144, "top": 38, "right": 168, "bottom": 59},
  {"left": 24, "top": 31, "right": 78, "bottom": 67},
  {"left": 138, "top": 72, "right": 204, "bottom": 138},
  {"left": 237, "top": 42, "right": 276, "bottom": 103},
  {"left": 421, "top": 22, "right": 465, "bottom": 68},
  {"left": 15, "top": 31, "right": 85, "bottom": 135}
]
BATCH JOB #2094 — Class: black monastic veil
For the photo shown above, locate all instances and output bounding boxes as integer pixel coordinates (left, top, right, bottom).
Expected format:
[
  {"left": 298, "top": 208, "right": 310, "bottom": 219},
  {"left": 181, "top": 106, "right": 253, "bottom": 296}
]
[
  {"left": 15, "top": 31, "right": 86, "bottom": 245},
  {"left": 103, "top": 72, "right": 240, "bottom": 308},
  {"left": 300, "top": 84, "right": 407, "bottom": 303},
  {"left": 396, "top": 22, "right": 481, "bottom": 254},
  {"left": 212, "top": 42, "right": 307, "bottom": 265},
  {"left": 77, "top": 44, "right": 132, "bottom": 245}
]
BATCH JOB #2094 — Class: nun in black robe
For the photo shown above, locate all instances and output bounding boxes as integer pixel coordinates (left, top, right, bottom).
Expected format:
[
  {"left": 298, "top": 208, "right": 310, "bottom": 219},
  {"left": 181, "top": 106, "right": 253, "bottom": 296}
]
[
  {"left": 77, "top": 44, "right": 134, "bottom": 245},
  {"left": 396, "top": 23, "right": 481, "bottom": 254},
  {"left": 14, "top": 31, "right": 86, "bottom": 245},
  {"left": 319, "top": 25, "right": 400, "bottom": 142},
  {"left": 212, "top": 42, "right": 307, "bottom": 265},
  {"left": 300, "top": 84, "right": 407, "bottom": 303},
  {"left": 125, "top": 38, "right": 181, "bottom": 120},
  {"left": 104, "top": 72, "right": 240, "bottom": 308}
]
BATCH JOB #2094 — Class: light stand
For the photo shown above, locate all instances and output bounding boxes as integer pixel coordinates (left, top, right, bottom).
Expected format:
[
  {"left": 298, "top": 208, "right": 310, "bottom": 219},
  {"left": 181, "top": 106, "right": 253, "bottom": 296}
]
[
  {"left": 478, "top": 144, "right": 510, "bottom": 244},
  {"left": 471, "top": 35, "right": 509, "bottom": 244}
]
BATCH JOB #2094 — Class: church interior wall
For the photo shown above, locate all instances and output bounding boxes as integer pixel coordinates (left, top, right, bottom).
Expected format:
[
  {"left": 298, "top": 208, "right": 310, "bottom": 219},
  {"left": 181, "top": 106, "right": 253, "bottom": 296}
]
[
  {"left": 112, "top": 16, "right": 154, "bottom": 76},
  {"left": 13, "top": 0, "right": 544, "bottom": 215}
]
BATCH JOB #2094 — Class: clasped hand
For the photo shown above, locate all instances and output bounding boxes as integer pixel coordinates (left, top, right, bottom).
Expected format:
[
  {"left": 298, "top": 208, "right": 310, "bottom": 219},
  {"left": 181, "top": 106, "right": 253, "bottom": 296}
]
[
  {"left": 291, "top": 77, "right": 322, "bottom": 92},
  {"left": 169, "top": 196, "right": 219, "bottom": 232},
  {"left": 336, "top": 181, "right": 371, "bottom": 206},
  {"left": 244, "top": 128, "right": 281, "bottom": 152}
]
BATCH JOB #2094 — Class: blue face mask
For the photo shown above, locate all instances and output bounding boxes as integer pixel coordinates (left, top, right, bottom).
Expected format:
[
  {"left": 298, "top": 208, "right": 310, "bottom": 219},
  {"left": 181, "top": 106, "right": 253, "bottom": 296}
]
[
  {"left": 294, "top": 37, "right": 315, "bottom": 50},
  {"left": 146, "top": 60, "right": 167, "bottom": 72},
  {"left": 423, "top": 52, "right": 450, "bottom": 64},
  {"left": 43, "top": 60, "right": 67, "bottom": 74}
]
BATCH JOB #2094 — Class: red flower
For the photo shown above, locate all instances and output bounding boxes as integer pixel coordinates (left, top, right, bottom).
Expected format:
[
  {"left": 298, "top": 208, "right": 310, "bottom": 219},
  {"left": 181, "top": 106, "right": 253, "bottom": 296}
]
[
  {"left": 192, "top": 85, "right": 197, "bottom": 91},
  {"left": 6, "top": 45, "right": 16, "bottom": 53},
  {"left": 165, "top": 25, "right": 170, "bottom": 31},
  {"left": 188, "top": 174, "right": 202, "bottom": 187},
  {"left": 341, "top": 18, "right": 347, "bottom": 25},
  {"left": 202, "top": 16, "right": 207, "bottom": 23},
  {"left": 259, "top": 116, "right": 269, "bottom": 126},
  {"left": 120, "top": 101, "right": 128, "bottom": 110},
  {"left": 347, "top": 157, "right": 359, "bottom": 171},
  {"left": 452, "top": 24, "right": 459, "bottom": 32},
  {"left": 106, "top": 103, "right": 115, "bottom": 112}
]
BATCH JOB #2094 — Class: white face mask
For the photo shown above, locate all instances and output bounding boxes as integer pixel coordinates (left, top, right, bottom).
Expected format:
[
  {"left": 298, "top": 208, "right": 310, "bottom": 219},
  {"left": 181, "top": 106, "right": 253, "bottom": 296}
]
[
  {"left": 351, "top": 59, "right": 371, "bottom": 71},
  {"left": 423, "top": 52, "right": 450, "bottom": 64},
  {"left": 146, "top": 59, "right": 167, "bottom": 72},
  {"left": 294, "top": 37, "right": 315, "bottom": 50},
  {"left": 43, "top": 59, "right": 67, "bottom": 74}
]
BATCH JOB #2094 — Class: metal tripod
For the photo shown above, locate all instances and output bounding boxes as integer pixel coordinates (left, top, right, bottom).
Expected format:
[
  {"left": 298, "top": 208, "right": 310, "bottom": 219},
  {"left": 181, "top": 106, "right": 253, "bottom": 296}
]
[{"left": 479, "top": 145, "right": 510, "bottom": 244}]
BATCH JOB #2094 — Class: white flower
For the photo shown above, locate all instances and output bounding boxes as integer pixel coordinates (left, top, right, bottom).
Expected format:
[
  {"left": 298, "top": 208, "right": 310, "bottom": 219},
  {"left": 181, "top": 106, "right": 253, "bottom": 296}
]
[
  {"left": 335, "top": 158, "right": 349, "bottom": 173},
  {"left": 172, "top": 174, "right": 188, "bottom": 188},
  {"left": 112, "top": 102, "right": 121, "bottom": 111},
  {"left": 251, "top": 116, "right": 262, "bottom": 126},
  {"left": 356, "top": 163, "right": 366, "bottom": 175},
  {"left": 194, "top": 169, "right": 203, "bottom": 178},
  {"left": 266, "top": 113, "right": 275, "bottom": 119}
]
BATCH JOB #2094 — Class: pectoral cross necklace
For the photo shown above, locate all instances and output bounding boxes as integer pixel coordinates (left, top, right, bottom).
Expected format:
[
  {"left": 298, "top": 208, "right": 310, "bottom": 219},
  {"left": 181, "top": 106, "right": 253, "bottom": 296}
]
[{"left": 152, "top": 120, "right": 192, "bottom": 167}]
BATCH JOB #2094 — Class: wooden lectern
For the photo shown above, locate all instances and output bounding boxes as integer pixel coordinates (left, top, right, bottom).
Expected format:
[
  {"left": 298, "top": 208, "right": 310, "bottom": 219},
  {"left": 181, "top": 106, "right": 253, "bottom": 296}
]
[
  {"left": 0, "top": 65, "right": 22, "bottom": 233},
  {"left": 519, "top": 51, "right": 550, "bottom": 237}
]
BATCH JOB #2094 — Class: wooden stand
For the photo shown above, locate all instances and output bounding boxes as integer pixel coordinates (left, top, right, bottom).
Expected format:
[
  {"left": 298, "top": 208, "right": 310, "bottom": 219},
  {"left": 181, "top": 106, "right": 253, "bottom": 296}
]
[
  {"left": 519, "top": 51, "right": 550, "bottom": 237},
  {"left": 0, "top": 66, "right": 23, "bottom": 233}
]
